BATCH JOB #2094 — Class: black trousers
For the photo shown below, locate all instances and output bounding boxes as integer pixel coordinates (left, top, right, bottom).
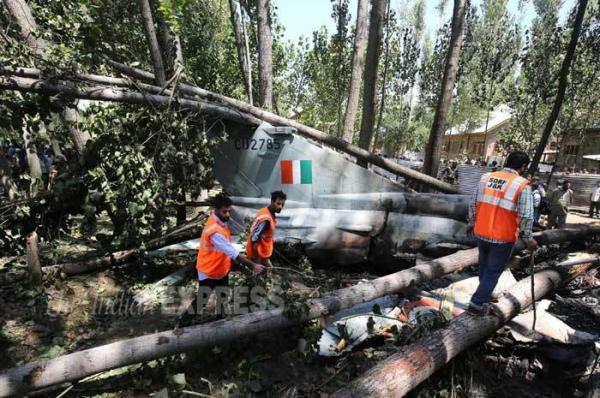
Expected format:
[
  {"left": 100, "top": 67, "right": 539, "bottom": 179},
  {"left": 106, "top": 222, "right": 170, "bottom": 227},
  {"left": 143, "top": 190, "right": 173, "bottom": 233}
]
[{"left": 185, "top": 273, "right": 230, "bottom": 316}]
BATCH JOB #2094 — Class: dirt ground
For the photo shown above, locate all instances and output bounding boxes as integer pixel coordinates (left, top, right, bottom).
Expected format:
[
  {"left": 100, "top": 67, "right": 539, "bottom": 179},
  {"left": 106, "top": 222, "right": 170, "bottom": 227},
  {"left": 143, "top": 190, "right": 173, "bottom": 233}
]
[{"left": 1, "top": 213, "right": 599, "bottom": 397}]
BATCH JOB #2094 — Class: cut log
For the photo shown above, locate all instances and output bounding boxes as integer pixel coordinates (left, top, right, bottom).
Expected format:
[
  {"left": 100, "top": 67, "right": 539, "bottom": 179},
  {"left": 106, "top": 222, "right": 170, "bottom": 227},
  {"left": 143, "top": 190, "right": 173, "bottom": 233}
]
[
  {"left": 332, "top": 258, "right": 600, "bottom": 398},
  {"left": 1, "top": 227, "right": 599, "bottom": 396}
]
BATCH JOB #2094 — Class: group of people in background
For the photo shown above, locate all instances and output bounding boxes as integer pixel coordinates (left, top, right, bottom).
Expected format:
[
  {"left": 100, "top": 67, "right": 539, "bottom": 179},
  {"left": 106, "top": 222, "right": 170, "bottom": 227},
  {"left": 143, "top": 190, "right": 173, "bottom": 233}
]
[
  {"left": 531, "top": 177, "right": 600, "bottom": 225},
  {"left": 440, "top": 157, "right": 600, "bottom": 227},
  {"left": 1, "top": 141, "right": 72, "bottom": 194},
  {"left": 532, "top": 178, "right": 573, "bottom": 228}
]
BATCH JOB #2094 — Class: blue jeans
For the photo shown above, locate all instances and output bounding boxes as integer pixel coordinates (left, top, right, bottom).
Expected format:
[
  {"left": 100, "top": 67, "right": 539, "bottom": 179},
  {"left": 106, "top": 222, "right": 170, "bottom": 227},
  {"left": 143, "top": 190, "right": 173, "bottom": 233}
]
[{"left": 469, "top": 239, "right": 514, "bottom": 308}]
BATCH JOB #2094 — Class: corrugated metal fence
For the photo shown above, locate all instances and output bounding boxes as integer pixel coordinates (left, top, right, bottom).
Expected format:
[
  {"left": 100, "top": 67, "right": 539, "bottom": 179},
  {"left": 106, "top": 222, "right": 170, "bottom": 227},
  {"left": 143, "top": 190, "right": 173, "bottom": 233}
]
[
  {"left": 441, "top": 164, "right": 600, "bottom": 207},
  {"left": 542, "top": 173, "right": 600, "bottom": 207}
]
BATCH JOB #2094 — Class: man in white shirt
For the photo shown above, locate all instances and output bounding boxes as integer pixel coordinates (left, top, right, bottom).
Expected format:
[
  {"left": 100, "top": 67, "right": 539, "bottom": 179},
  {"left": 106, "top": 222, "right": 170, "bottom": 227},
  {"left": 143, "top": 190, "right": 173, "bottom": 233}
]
[{"left": 590, "top": 181, "right": 600, "bottom": 218}]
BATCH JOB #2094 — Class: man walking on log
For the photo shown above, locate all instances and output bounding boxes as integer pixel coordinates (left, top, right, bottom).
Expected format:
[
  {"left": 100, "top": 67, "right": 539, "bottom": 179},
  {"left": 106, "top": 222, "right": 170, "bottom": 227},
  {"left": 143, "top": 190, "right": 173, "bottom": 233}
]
[
  {"left": 246, "top": 190, "right": 286, "bottom": 268},
  {"left": 177, "top": 194, "right": 266, "bottom": 326},
  {"left": 467, "top": 151, "right": 538, "bottom": 315}
]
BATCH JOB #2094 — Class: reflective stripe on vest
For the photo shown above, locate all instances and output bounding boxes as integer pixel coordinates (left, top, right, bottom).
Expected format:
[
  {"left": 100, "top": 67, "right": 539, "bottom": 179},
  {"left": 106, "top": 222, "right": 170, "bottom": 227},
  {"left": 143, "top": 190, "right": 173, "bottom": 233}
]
[
  {"left": 246, "top": 207, "right": 276, "bottom": 260},
  {"left": 196, "top": 214, "right": 232, "bottom": 279},
  {"left": 473, "top": 171, "right": 528, "bottom": 242}
]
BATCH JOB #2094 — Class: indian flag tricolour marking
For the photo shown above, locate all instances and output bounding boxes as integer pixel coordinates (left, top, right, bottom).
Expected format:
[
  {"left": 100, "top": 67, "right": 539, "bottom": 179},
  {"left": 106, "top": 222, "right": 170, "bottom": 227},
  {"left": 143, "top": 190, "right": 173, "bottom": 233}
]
[{"left": 280, "top": 160, "right": 312, "bottom": 184}]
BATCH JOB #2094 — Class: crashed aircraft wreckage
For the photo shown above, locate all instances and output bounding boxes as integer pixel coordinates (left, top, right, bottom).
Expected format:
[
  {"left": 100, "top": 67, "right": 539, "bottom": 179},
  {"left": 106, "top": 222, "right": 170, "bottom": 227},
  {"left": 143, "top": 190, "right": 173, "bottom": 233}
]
[
  {"left": 1, "top": 227, "right": 599, "bottom": 397},
  {"left": 318, "top": 256, "right": 599, "bottom": 357},
  {"left": 332, "top": 256, "right": 600, "bottom": 398},
  {"left": 1, "top": 65, "right": 469, "bottom": 269}
]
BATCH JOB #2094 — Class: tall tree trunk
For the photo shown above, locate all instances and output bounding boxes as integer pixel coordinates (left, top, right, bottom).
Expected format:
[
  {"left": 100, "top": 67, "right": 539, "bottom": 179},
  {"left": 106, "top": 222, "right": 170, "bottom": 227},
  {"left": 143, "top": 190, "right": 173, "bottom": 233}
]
[
  {"left": 372, "top": 0, "right": 392, "bottom": 151},
  {"left": 154, "top": 2, "right": 184, "bottom": 74},
  {"left": 26, "top": 231, "right": 42, "bottom": 285},
  {"left": 357, "top": 0, "right": 387, "bottom": 166},
  {"left": 172, "top": 33, "right": 184, "bottom": 69},
  {"left": 137, "top": 0, "right": 167, "bottom": 86},
  {"left": 21, "top": 126, "right": 42, "bottom": 196},
  {"left": 156, "top": 10, "right": 174, "bottom": 72},
  {"left": 229, "top": 0, "right": 253, "bottom": 104},
  {"left": 61, "top": 100, "right": 90, "bottom": 153},
  {"left": 2, "top": 0, "right": 48, "bottom": 49},
  {"left": 240, "top": 0, "right": 253, "bottom": 104},
  {"left": 46, "top": 114, "right": 67, "bottom": 161},
  {"left": 341, "top": 0, "right": 369, "bottom": 143},
  {"left": 257, "top": 0, "right": 273, "bottom": 110},
  {"left": 528, "top": 0, "right": 588, "bottom": 176},
  {"left": 49, "top": 138, "right": 65, "bottom": 161},
  {"left": 334, "top": 0, "right": 345, "bottom": 138},
  {"left": 422, "top": 0, "right": 469, "bottom": 177}
]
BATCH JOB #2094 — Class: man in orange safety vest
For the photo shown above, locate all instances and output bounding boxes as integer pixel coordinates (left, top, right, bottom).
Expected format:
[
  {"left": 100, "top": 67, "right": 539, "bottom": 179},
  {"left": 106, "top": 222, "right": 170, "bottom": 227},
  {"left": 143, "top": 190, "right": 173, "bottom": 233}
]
[
  {"left": 177, "top": 194, "right": 266, "bottom": 326},
  {"left": 246, "top": 190, "right": 286, "bottom": 268},
  {"left": 467, "top": 151, "right": 538, "bottom": 315}
]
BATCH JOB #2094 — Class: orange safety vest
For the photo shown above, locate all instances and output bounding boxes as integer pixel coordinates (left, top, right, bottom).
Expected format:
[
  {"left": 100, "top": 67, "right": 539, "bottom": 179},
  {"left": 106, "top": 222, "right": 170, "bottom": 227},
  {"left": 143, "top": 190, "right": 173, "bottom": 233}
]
[
  {"left": 246, "top": 207, "right": 276, "bottom": 260},
  {"left": 474, "top": 170, "right": 529, "bottom": 242},
  {"left": 196, "top": 214, "right": 232, "bottom": 279}
]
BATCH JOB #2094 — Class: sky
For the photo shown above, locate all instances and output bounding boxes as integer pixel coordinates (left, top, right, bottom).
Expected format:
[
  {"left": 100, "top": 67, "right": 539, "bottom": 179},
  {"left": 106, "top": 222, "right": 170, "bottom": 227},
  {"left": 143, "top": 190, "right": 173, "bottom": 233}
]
[{"left": 275, "top": 0, "right": 577, "bottom": 45}]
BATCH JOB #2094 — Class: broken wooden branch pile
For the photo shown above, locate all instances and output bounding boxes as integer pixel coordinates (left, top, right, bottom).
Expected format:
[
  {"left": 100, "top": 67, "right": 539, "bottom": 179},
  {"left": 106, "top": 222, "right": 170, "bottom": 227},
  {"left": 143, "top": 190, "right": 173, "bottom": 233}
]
[{"left": 42, "top": 213, "right": 206, "bottom": 276}]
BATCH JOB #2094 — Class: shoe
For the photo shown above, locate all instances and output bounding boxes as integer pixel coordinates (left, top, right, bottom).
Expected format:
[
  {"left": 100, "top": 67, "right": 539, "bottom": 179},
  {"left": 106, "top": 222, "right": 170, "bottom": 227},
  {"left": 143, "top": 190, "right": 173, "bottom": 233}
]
[{"left": 486, "top": 303, "right": 503, "bottom": 318}]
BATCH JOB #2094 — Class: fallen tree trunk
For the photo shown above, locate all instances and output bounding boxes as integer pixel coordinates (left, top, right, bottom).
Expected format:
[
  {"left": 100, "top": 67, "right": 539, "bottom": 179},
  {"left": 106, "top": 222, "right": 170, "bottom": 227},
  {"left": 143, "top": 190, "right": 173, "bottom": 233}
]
[
  {"left": 2, "top": 64, "right": 459, "bottom": 193},
  {"left": 45, "top": 214, "right": 206, "bottom": 275},
  {"left": 332, "top": 258, "right": 600, "bottom": 398},
  {"left": 0, "top": 75, "right": 261, "bottom": 126},
  {"left": 1, "top": 227, "right": 598, "bottom": 396}
]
